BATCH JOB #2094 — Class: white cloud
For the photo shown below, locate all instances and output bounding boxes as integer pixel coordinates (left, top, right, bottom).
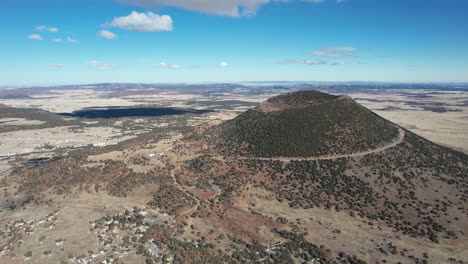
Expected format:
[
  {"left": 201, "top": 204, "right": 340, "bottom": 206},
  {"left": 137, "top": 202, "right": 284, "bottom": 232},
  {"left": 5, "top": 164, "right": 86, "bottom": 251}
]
[
  {"left": 36, "top": 26, "right": 59, "bottom": 32},
  {"left": 308, "top": 51, "right": 357, "bottom": 58},
  {"left": 117, "top": 0, "right": 331, "bottom": 17},
  {"left": 321, "top": 46, "right": 358, "bottom": 51},
  {"left": 153, "top": 62, "right": 168, "bottom": 67},
  {"left": 67, "top": 37, "right": 78, "bottom": 43},
  {"left": 87, "top": 61, "right": 100, "bottom": 67},
  {"left": 99, "top": 30, "right": 117, "bottom": 39},
  {"left": 52, "top": 38, "right": 63, "bottom": 42},
  {"left": 275, "top": 59, "right": 326, "bottom": 65},
  {"left": 28, "top": 34, "right": 43, "bottom": 40},
  {"left": 218, "top": 61, "right": 230, "bottom": 67},
  {"left": 103, "top": 11, "right": 173, "bottom": 32},
  {"left": 86, "top": 61, "right": 117, "bottom": 70},
  {"left": 49, "top": 63, "right": 64, "bottom": 68},
  {"left": 138, "top": 59, "right": 153, "bottom": 63},
  {"left": 153, "top": 62, "right": 179, "bottom": 68},
  {"left": 331, "top": 61, "right": 350, "bottom": 65}
]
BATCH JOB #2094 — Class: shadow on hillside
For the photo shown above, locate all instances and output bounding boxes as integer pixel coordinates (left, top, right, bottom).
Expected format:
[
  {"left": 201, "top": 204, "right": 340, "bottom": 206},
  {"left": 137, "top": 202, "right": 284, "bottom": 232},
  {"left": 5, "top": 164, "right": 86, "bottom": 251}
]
[{"left": 59, "top": 107, "right": 213, "bottom": 119}]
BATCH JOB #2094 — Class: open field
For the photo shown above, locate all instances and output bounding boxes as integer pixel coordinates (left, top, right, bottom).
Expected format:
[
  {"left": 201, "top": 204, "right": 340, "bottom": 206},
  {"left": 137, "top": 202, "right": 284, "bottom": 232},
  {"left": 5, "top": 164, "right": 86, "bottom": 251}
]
[{"left": 348, "top": 89, "right": 468, "bottom": 153}]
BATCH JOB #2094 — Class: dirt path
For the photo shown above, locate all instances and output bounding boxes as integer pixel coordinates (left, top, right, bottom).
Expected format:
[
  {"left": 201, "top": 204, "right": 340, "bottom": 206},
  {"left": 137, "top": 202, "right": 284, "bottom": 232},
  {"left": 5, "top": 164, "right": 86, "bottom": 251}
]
[
  {"left": 217, "top": 128, "right": 405, "bottom": 162},
  {"left": 164, "top": 128, "right": 405, "bottom": 214},
  {"left": 170, "top": 168, "right": 200, "bottom": 216}
]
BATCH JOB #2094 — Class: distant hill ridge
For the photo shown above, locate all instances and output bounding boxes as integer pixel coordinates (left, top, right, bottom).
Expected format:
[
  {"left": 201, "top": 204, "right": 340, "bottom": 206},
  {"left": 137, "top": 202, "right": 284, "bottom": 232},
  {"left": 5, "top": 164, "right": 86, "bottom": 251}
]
[{"left": 213, "top": 90, "right": 400, "bottom": 158}]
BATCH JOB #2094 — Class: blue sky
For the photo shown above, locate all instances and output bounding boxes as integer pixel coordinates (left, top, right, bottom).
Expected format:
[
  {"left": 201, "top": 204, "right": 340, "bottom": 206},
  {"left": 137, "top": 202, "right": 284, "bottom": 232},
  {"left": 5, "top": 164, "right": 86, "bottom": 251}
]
[{"left": 1, "top": 0, "right": 468, "bottom": 85}]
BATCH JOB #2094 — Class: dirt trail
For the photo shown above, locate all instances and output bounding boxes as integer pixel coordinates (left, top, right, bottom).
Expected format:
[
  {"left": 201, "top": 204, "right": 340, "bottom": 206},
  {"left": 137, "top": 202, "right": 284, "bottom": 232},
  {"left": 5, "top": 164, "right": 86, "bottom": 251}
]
[
  {"left": 217, "top": 128, "right": 405, "bottom": 162},
  {"left": 164, "top": 128, "right": 405, "bottom": 215},
  {"left": 170, "top": 168, "right": 200, "bottom": 216}
]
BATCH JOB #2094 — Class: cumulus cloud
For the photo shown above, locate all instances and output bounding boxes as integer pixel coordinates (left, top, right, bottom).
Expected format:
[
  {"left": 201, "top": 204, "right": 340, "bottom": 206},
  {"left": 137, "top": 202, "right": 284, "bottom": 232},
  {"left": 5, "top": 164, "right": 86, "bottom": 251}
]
[
  {"left": 99, "top": 30, "right": 117, "bottom": 39},
  {"left": 52, "top": 38, "right": 63, "bottom": 42},
  {"left": 275, "top": 59, "right": 326, "bottom": 65},
  {"left": 116, "top": 0, "right": 332, "bottom": 17},
  {"left": 103, "top": 11, "right": 173, "bottom": 32},
  {"left": 86, "top": 61, "right": 117, "bottom": 70},
  {"left": 321, "top": 46, "right": 358, "bottom": 51},
  {"left": 49, "top": 63, "right": 64, "bottom": 68},
  {"left": 153, "top": 62, "right": 179, "bottom": 68},
  {"left": 218, "top": 61, "right": 230, "bottom": 67},
  {"left": 67, "top": 37, "right": 78, "bottom": 43},
  {"left": 308, "top": 51, "right": 357, "bottom": 58},
  {"left": 36, "top": 26, "right": 59, "bottom": 32},
  {"left": 28, "top": 34, "right": 43, "bottom": 40}
]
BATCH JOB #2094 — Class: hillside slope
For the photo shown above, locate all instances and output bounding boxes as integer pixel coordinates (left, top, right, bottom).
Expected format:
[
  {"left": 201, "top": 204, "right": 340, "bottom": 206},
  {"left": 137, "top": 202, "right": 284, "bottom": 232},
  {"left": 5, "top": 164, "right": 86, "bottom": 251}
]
[
  {"left": 214, "top": 91, "right": 399, "bottom": 157},
  {"left": 196, "top": 90, "right": 468, "bottom": 245}
]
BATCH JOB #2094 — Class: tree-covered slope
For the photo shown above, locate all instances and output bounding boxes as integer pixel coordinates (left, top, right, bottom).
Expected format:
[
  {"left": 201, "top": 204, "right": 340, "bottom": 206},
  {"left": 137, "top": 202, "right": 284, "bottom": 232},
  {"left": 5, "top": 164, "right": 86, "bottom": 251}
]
[{"left": 215, "top": 91, "right": 399, "bottom": 157}]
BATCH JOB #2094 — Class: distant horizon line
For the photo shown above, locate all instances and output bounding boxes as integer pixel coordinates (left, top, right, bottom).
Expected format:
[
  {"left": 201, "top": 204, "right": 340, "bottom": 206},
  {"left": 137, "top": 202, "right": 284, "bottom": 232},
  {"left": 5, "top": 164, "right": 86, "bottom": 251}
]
[{"left": 2, "top": 81, "right": 468, "bottom": 88}]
